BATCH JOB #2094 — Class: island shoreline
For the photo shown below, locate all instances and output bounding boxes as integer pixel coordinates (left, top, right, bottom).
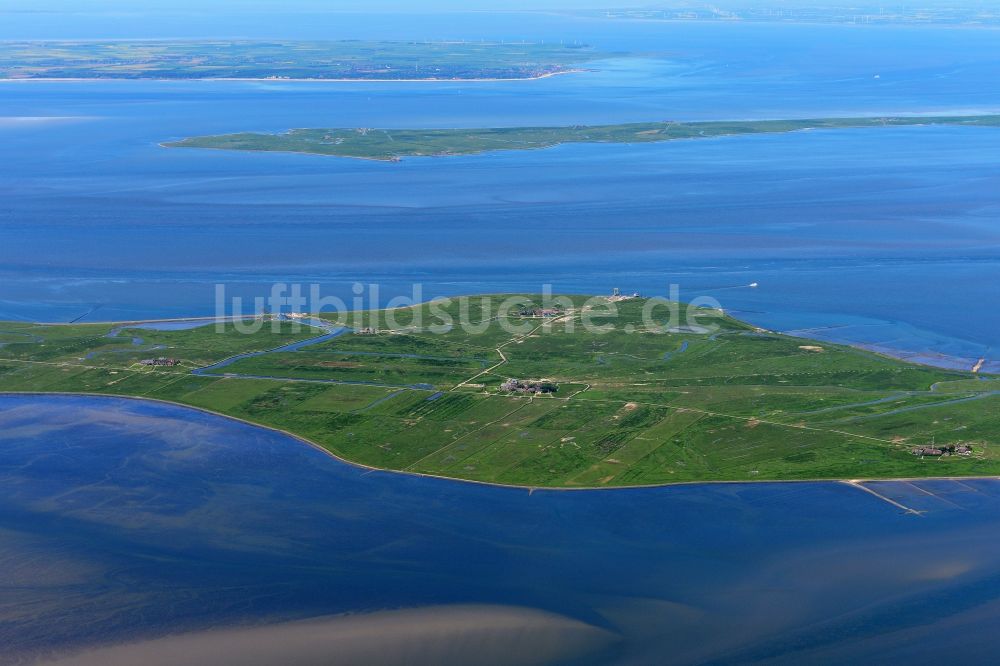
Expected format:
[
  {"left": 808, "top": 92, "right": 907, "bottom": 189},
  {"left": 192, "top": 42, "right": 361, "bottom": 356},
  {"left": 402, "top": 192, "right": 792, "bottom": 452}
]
[
  {"left": 4, "top": 390, "right": 998, "bottom": 493},
  {"left": 5, "top": 293, "right": 995, "bottom": 489},
  {"left": 159, "top": 114, "right": 1000, "bottom": 162}
]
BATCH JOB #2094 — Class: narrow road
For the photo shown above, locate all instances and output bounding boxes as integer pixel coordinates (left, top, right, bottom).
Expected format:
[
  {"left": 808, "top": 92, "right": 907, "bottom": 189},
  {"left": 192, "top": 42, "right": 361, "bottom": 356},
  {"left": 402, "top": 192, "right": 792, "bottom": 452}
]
[{"left": 451, "top": 312, "right": 576, "bottom": 390}]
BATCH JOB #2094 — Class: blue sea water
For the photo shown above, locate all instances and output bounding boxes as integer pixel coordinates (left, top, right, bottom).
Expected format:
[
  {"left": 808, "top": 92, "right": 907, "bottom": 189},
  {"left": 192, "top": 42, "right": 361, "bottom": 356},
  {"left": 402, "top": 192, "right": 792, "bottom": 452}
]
[
  {"left": 3, "top": 14, "right": 1000, "bottom": 663},
  {"left": 5, "top": 394, "right": 1000, "bottom": 664},
  {"left": 2, "top": 16, "right": 999, "bottom": 371}
]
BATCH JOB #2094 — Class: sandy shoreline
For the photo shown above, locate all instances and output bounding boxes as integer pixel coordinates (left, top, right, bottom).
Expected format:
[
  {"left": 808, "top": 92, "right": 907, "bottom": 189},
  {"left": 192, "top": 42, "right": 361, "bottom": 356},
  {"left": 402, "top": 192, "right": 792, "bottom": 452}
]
[{"left": 0, "top": 69, "right": 585, "bottom": 84}]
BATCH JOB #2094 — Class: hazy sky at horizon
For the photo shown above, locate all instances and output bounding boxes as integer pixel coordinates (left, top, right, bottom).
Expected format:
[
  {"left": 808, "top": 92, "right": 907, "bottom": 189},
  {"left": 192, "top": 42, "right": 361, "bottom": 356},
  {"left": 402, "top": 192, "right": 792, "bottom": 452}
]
[{"left": 3, "top": 0, "right": 622, "bottom": 10}]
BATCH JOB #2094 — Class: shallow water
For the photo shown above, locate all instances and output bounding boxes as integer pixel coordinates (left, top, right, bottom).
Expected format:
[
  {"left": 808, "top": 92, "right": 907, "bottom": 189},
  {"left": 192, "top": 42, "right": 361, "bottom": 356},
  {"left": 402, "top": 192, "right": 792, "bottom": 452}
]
[{"left": 2, "top": 394, "right": 1000, "bottom": 664}]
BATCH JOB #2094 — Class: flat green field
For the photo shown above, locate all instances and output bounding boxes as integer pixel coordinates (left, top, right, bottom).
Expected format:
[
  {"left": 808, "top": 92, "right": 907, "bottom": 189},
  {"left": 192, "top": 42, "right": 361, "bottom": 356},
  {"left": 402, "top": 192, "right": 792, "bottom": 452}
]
[
  {"left": 163, "top": 115, "right": 1000, "bottom": 161},
  {"left": 1, "top": 295, "right": 996, "bottom": 488},
  {"left": 0, "top": 40, "right": 600, "bottom": 80}
]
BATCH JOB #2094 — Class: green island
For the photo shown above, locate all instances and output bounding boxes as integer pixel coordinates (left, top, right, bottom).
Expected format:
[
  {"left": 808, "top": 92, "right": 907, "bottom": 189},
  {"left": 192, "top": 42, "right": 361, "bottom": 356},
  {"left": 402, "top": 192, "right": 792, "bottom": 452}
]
[
  {"left": 0, "top": 40, "right": 600, "bottom": 81},
  {"left": 2, "top": 295, "right": 997, "bottom": 488},
  {"left": 163, "top": 115, "right": 1000, "bottom": 161}
]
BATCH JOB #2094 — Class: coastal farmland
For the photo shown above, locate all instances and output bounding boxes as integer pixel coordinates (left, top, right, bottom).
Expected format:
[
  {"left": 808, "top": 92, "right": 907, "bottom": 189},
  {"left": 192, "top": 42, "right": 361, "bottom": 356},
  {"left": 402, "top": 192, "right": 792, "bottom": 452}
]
[
  {"left": 0, "top": 40, "right": 601, "bottom": 81},
  {"left": 1, "top": 295, "right": 997, "bottom": 488}
]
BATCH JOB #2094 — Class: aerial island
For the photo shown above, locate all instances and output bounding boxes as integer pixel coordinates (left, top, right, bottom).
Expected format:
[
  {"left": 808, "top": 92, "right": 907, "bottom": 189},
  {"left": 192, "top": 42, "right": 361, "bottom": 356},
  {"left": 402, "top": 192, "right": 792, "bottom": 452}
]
[
  {"left": 163, "top": 115, "right": 1000, "bottom": 161},
  {"left": 0, "top": 40, "right": 600, "bottom": 81},
  {"left": 586, "top": 2, "right": 1000, "bottom": 26},
  {"left": 1, "top": 295, "right": 996, "bottom": 488}
]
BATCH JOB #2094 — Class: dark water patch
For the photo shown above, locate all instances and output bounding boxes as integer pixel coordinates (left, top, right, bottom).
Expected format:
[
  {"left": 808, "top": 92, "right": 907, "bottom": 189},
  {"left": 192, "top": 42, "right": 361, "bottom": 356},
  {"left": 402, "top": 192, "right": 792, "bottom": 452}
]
[
  {"left": 5, "top": 395, "right": 1000, "bottom": 664},
  {"left": 662, "top": 340, "right": 689, "bottom": 361},
  {"left": 192, "top": 322, "right": 348, "bottom": 374},
  {"left": 355, "top": 389, "right": 407, "bottom": 413}
]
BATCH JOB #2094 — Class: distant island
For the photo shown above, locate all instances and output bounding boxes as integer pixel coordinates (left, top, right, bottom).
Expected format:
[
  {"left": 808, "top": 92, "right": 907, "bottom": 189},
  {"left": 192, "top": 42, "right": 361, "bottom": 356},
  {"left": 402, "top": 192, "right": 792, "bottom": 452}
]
[
  {"left": 579, "top": 2, "right": 1000, "bottom": 27},
  {"left": 1, "top": 294, "right": 996, "bottom": 488},
  {"left": 163, "top": 115, "right": 1000, "bottom": 161},
  {"left": 0, "top": 40, "right": 601, "bottom": 81}
]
